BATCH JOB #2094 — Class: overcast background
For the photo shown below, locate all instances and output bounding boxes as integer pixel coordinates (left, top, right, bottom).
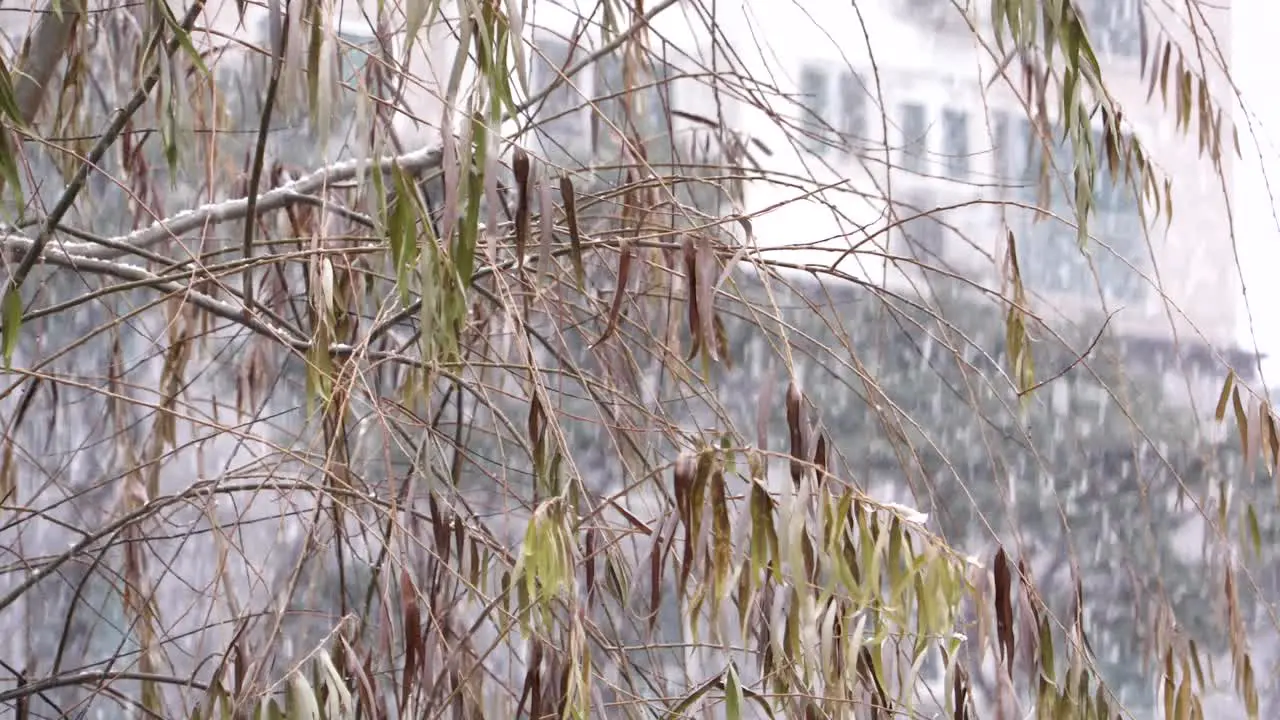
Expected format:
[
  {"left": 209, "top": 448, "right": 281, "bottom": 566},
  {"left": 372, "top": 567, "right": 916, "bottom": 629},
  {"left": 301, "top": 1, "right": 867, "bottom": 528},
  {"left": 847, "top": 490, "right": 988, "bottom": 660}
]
[{"left": 1233, "top": 0, "right": 1280, "bottom": 386}]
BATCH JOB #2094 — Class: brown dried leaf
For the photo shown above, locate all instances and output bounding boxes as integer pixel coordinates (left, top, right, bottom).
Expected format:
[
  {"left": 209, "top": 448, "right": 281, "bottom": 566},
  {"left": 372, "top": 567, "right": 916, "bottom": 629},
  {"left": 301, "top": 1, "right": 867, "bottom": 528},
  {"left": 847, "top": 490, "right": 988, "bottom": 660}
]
[
  {"left": 814, "top": 432, "right": 828, "bottom": 488},
  {"left": 558, "top": 174, "right": 586, "bottom": 291},
  {"left": 993, "top": 547, "right": 1015, "bottom": 679},
  {"left": 696, "top": 234, "right": 718, "bottom": 361},
  {"left": 674, "top": 453, "right": 695, "bottom": 532},
  {"left": 953, "top": 666, "right": 970, "bottom": 720},
  {"left": 516, "top": 639, "right": 542, "bottom": 718},
  {"left": 400, "top": 567, "right": 421, "bottom": 710},
  {"left": 512, "top": 147, "right": 531, "bottom": 272},
  {"left": 1233, "top": 386, "right": 1250, "bottom": 461},
  {"left": 593, "top": 239, "right": 632, "bottom": 349},
  {"left": 538, "top": 176, "right": 555, "bottom": 293},
  {"left": 1265, "top": 407, "right": 1280, "bottom": 476},
  {"left": 710, "top": 467, "right": 732, "bottom": 599},
  {"left": 683, "top": 236, "right": 702, "bottom": 358},
  {"left": 428, "top": 493, "right": 451, "bottom": 567},
  {"left": 786, "top": 381, "right": 805, "bottom": 487},
  {"left": 649, "top": 527, "right": 664, "bottom": 632},
  {"left": 528, "top": 393, "right": 547, "bottom": 493},
  {"left": 856, "top": 646, "right": 891, "bottom": 717},
  {"left": 584, "top": 527, "right": 597, "bottom": 604},
  {"left": 713, "top": 312, "right": 732, "bottom": 368}
]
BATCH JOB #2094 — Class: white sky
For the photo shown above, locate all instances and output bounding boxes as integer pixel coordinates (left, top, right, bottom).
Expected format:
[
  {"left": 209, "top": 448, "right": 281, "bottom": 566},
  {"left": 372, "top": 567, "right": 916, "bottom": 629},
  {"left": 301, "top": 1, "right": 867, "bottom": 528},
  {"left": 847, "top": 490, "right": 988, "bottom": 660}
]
[{"left": 1232, "top": 0, "right": 1280, "bottom": 385}]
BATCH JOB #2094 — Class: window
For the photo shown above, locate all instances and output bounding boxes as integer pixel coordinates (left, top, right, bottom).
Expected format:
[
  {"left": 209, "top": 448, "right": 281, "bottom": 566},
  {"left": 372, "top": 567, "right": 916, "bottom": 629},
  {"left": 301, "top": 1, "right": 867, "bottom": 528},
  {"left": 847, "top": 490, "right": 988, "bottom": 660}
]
[
  {"left": 799, "top": 64, "right": 831, "bottom": 154},
  {"left": 942, "top": 108, "right": 969, "bottom": 179},
  {"left": 992, "top": 113, "right": 1038, "bottom": 194},
  {"left": 900, "top": 102, "right": 927, "bottom": 173},
  {"left": 531, "top": 37, "right": 585, "bottom": 153},
  {"left": 1091, "top": 128, "right": 1132, "bottom": 213},
  {"left": 894, "top": 192, "right": 944, "bottom": 263},
  {"left": 1014, "top": 215, "right": 1145, "bottom": 302},
  {"left": 1085, "top": 0, "right": 1143, "bottom": 59},
  {"left": 592, "top": 52, "right": 675, "bottom": 160},
  {"left": 838, "top": 72, "right": 868, "bottom": 149},
  {"left": 337, "top": 31, "right": 378, "bottom": 85},
  {"left": 992, "top": 111, "right": 1010, "bottom": 178},
  {"left": 796, "top": 63, "right": 871, "bottom": 156},
  {"left": 1010, "top": 121, "right": 1147, "bottom": 301},
  {"left": 1092, "top": 211, "right": 1145, "bottom": 299},
  {"left": 991, "top": 113, "right": 1148, "bottom": 300}
]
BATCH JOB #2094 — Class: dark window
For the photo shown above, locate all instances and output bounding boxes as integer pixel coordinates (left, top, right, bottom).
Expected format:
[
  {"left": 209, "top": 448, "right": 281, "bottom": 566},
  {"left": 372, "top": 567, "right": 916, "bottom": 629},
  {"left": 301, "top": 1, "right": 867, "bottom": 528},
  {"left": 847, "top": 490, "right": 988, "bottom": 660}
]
[
  {"left": 1085, "top": 0, "right": 1143, "bottom": 59},
  {"left": 895, "top": 193, "right": 944, "bottom": 262},
  {"left": 593, "top": 52, "right": 675, "bottom": 159},
  {"left": 942, "top": 108, "right": 969, "bottom": 179},
  {"left": 799, "top": 64, "right": 831, "bottom": 154},
  {"left": 1012, "top": 121, "right": 1147, "bottom": 301},
  {"left": 993, "top": 114, "right": 1038, "bottom": 193},
  {"left": 900, "top": 102, "right": 927, "bottom": 173},
  {"left": 839, "top": 71, "right": 868, "bottom": 148},
  {"left": 992, "top": 110, "right": 1010, "bottom": 179},
  {"left": 531, "top": 38, "right": 584, "bottom": 151},
  {"left": 338, "top": 32, "right": 377, "bottom": 85}
]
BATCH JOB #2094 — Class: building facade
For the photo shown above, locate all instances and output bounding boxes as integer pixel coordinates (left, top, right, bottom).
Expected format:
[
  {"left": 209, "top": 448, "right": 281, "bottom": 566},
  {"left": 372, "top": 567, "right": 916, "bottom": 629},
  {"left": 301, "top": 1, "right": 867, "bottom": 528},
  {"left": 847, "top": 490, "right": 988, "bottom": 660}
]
[
  {"left": 0, "top": 0, "right": 1253, "bottom": 386},
  {"left": 714, "top": 0, "right": 1239, "bottom": 345},
  {"left": 709, "top": 0, "right": 1252, "bottom": 410}
]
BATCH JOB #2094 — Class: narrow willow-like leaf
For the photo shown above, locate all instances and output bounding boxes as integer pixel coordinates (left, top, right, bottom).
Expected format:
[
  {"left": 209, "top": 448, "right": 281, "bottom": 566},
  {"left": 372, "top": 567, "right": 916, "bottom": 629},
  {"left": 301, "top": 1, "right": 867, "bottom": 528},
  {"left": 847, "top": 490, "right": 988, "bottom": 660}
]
[
  {"left": 458, "top": 110, "right": 486, "bottom": 288},
  {"left": 1, "top": 287, "right": 19, "bottom": 367},
  {"left": 389, "top": 165, "right": 422, "bottom": 302},
  {"left": 593, "top": 240, "right": 632, "bottom": 348},
  {"left": 1215, "top": 370, "right": 1236, "bottom": 422},
  {"left": 724, "top": 662, "right": 743, "bottom": 720},
  {"left": 559, "top": 174, "right": 587, "bottom": 291},
  {"left": 286, "top": 671, "right": 321, "bottom": 720},
  {"left": 1233, "top": 387, "right": 1250, "bottom": 461}
]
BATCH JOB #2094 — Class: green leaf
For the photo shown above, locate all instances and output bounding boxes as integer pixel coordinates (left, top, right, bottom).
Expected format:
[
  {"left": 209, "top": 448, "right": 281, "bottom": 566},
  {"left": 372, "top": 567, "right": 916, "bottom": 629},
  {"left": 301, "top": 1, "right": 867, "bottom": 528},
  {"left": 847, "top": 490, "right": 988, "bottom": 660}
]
[
  {"left": 724, "top": 663, "right": 743, "bottom": 720},
  {"left": 0, "top": 54, "right": 25, "bottom": 127},
  {"left": 286, "top": 671, "right": 321, "bottom": 720},
  {"left": 389, "top": 165, "right": 422, "bottom": 302},
  {"left": 457, "top": 110, "right": 486, "bottom": 288},
  {"left": 1233, "top": 387, "right": 1250, "bottom": 459},
  {"left": 1247, "top": 503, "right": 1262, "bottom": 558},
  {"left": 157, "top": 1, "right": 211, "bottom": 77},
  {"left": 1, "top": 286, "right": 20, "bottom": 367},
  {"left": 1215, "top": 370, "right": 1235, "bottom": 422},
  {"left": 0, "top": 128, "right": 23, "bottom": 210}
]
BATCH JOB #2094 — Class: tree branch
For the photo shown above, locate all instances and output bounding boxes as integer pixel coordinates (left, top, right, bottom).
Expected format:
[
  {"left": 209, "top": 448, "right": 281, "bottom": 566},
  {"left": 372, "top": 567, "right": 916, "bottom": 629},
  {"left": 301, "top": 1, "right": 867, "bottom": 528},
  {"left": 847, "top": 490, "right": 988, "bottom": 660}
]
[
  {"left": 4, "top": 0, "right": 206, "bottom": 300},
  {"left": 0, "top": 144, "right": 443, "bottom": 262}
]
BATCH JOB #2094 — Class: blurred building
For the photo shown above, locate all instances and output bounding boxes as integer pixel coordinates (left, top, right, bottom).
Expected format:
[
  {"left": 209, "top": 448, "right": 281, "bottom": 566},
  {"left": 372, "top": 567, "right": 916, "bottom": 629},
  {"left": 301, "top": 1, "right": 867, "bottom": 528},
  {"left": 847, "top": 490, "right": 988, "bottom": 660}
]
[
  {"left": 508, "top": 0, "right": 1257, "bottom": 406},
  {"left": 0, "top": 0, "right": 1258, "bottom": 400},
  {"left": 706, "top": 0, "right": 1256, "bottom": 408}
]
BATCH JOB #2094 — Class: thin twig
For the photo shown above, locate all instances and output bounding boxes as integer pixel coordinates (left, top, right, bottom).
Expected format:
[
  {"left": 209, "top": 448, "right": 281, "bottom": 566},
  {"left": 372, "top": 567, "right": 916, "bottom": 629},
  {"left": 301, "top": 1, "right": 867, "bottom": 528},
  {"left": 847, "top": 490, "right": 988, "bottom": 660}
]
[{"left": 240, "top": 0, "right": 291, "bottom": 317}]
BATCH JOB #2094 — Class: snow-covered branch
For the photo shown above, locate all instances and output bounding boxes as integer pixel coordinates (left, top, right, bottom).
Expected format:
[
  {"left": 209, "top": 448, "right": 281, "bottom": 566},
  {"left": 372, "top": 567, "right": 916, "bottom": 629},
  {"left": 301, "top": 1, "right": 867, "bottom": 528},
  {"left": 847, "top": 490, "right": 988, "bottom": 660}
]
[{"left": 2, "top": 143, "right": 443, "bottom": 262}]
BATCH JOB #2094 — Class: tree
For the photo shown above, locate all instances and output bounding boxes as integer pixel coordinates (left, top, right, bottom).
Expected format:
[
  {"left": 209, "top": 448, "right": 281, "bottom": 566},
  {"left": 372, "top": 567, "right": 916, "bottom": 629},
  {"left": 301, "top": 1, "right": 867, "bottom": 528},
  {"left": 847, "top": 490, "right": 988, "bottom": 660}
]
[{"left": 0, "top": 0, "right": 1267, "bottom": 718}]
